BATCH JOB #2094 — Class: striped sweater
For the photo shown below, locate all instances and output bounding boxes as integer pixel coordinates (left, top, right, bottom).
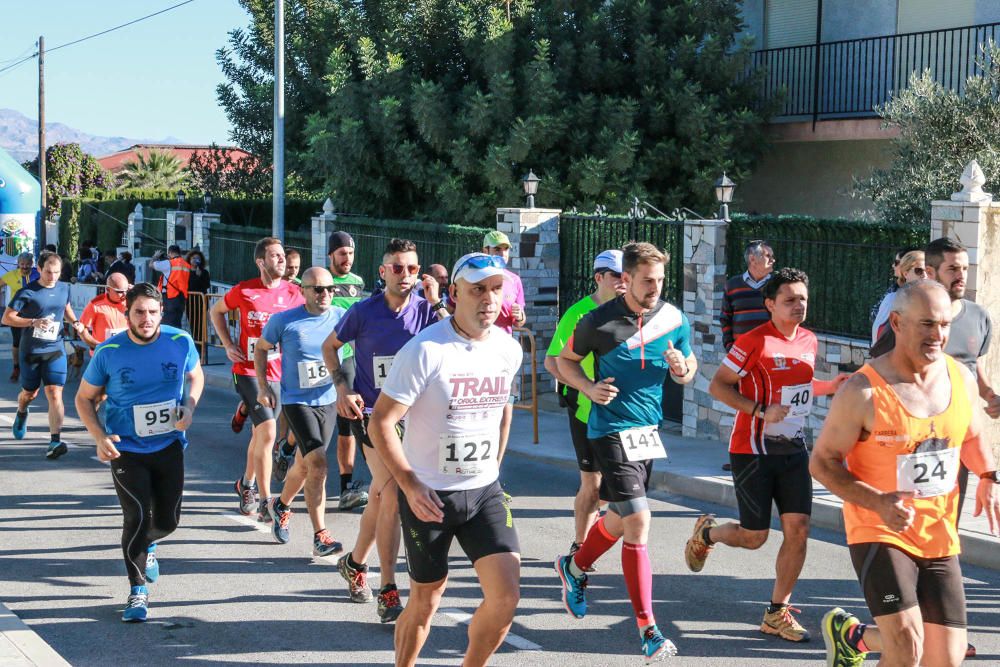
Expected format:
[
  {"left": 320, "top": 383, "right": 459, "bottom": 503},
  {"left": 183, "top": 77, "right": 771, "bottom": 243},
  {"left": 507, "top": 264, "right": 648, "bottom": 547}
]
[{"left": 720, "top": 271, "right": 772, "bottom": 351}]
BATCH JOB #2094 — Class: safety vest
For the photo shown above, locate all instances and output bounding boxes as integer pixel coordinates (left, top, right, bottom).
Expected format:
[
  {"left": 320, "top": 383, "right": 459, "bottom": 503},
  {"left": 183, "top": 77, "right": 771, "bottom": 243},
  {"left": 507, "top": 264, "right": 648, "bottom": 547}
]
[{"left": 158, "top": 257, "right": 192, "bottom": 299}]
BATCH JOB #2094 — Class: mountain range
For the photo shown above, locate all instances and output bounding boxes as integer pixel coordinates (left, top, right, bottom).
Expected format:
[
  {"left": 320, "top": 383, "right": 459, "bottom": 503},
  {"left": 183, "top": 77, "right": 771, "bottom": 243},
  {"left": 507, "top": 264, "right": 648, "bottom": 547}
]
[{"left": 0, "top": 108, "right": 184, "bottom": 163}]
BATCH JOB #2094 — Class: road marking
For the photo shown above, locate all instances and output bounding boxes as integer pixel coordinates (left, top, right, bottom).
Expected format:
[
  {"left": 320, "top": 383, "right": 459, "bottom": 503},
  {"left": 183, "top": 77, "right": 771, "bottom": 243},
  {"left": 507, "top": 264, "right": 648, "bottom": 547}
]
[
  {"left": 224, "top": 512, "right": 272, "bottom": 534},
  {"left": 439, "top": 608, "right": 542, "bottom": 651},
  {"left": 0, "top": 414, "right": 11, "bottom": 424}
]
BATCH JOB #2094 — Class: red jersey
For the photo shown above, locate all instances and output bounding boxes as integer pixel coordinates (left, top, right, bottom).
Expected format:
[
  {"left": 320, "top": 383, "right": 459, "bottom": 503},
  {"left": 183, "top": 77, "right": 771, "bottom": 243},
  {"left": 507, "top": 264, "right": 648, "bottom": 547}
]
[
  {"left": 80, "top": 293, "right": 128, "bottom": 355},
  {"left": 722, "top": 321, "right": 818, "bottom": 455},
  {"left": 223, "top": 278, "right": 304, "bottom": 380}
]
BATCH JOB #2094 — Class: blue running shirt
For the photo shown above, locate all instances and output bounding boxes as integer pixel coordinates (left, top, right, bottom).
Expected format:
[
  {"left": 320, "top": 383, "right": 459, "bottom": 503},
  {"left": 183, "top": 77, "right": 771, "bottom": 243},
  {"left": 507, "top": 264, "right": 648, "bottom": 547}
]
[
  {"left": 261, "top": 305, "right": 347, "bottom": 406},
  {"left": 83, "top": 325, "right": 200, "bottom": 454},
  {"left": 9, "top": 280, "right": 71, "bottom": 356}
]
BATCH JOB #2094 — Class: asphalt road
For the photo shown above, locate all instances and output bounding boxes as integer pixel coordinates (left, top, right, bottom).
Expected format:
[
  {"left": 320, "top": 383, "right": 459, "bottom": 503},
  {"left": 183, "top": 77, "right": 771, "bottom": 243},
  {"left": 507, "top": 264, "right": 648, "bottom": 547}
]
[{"left": 1, "top": 359, "right": 999, "bottom": 666}]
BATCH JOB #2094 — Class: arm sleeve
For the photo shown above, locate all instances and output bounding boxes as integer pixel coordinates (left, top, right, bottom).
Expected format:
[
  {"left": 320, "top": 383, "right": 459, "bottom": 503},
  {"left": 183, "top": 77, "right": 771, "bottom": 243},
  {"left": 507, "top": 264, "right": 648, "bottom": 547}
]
[
  {"left": 261, "top": 313, "right": 282, "bottom": 346},
  {"left": 80, "top": 302, "right": 96, "bottom": 329},
  {"left": 675, "top": 314, "right": 693, "bottom": 357},
  {"left": 380, "top": 337, "right": 431, "bottom": 407},
  {"left": 222, "top": 285, "right": 240, "bottom": 311},
  {"left": 83, "top": 346, "right": 110, "bottom": 387},
  {"left": 515, "top": 276, "right": 525, "bottom": 308},
  {"left": 184, "top": 335, "right": 199, "bottom": 373},
  {"left": 151, "top": 259, "right": 171, "bottom": 274},
  {"left": 546, "top": 310, "right": 576, "bottom": 356},
  {"left": 334, "top": 307, "right": 359, "bottom": 345},
  {"left": 720, "top": 286, "right": 734, "bottom": 351},
  {"left": 980, "top": 310, "right": 992, "bottom": 357},
  {"left": 871, "top": 293, "right": 893, "bottom": 345},
  {"left": 721, "top": 332, "right": 761, "bottom": 378},
  {"left": 570, "top": 313, "right": 599, "bottom": 358},
  {"left": 9, "top": 286, "right": 28, "bottom": 314}
]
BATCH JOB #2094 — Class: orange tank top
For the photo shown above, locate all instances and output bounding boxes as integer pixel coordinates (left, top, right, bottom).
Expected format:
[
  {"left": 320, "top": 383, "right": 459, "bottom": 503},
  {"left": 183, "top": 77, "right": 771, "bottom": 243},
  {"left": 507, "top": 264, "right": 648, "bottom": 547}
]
[{"left": 844, "top": 356, "right": 970, "bottom": 558}]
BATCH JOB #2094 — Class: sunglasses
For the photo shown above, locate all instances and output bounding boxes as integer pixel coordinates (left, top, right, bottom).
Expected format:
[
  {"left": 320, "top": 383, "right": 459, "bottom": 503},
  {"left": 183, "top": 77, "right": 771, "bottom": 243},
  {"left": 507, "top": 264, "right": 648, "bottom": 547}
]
[
  {"left": 109, "top": 288, "right": 128, "bottom": 295},
  {"left": 383, "top": 263, "right": 421, "bottom": 276},
  {"left": 455, "top": 254, "right": 506, "bottom": 274},
  {"left": 307, "top": 285, "right": 336, "bottom": 294}
]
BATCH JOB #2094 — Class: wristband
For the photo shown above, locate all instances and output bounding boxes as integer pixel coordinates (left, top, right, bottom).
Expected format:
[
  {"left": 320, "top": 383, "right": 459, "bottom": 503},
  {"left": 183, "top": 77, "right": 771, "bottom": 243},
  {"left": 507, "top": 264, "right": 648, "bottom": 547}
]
[
  {"left": 980, "top": 470, "right": 999, "bottom": 482},
  {"left": 670, "top": 363, "right": 690, "bottom": 377}
]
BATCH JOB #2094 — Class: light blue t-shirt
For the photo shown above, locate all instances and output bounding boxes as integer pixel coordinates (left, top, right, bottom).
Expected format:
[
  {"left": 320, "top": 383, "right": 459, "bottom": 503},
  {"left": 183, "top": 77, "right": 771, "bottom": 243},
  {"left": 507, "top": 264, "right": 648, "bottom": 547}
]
[
  {"left": 83, "top": 325, "right": 200, "bottom": 454},
  {"left": 261, "top": 304, "right": 346, "bottom": 406}
]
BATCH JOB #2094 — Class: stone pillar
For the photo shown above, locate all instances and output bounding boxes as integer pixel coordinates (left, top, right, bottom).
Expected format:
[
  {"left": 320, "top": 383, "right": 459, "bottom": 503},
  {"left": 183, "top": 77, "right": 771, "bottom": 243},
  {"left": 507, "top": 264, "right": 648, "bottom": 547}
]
[
  {"left": 127, "top": 204, "right": 143, "bottom": 256},
  {"left": 681, "top": 218, "right": 734, "bottom": 439},
  {"left": 311, "top": 198, "right": 336, "bottom": 270},
  {"left": 166, "top": 210, "right": 177, "bottom": 248},
  {"left": 495, "top": 207, "right": 561, "bottom": 392},
  {"left": 192, "top": 213, "right": 220, "bottom": 259}
]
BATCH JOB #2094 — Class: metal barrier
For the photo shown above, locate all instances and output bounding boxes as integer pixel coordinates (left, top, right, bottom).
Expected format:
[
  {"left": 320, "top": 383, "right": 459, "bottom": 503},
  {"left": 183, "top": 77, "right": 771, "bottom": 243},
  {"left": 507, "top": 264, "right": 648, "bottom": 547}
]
[{"left": 512, "top": 326, "right": 539, "bottom": 444}]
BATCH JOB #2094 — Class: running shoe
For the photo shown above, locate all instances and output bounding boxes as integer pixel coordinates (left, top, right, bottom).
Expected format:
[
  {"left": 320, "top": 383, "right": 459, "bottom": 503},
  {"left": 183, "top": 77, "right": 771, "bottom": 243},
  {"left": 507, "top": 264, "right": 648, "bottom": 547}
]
[
  {"left": 312, "top": 529, "right": 343, "bottom": 558},
  {"left": 9, "top": 365, "right": 18, "bottom": 382},
  {"left": 684, "top": 513, "right": 717, "bottom": 572},
  {"left": 337, "top": 553, "right": 374, "bottom": 603},
  {"left": 821, "top": 607, "right": 868, "bottom": 667},
  {"left": 269, "top": 498, "right": 291, "bottom": 543},
  {"left": 234, "top": 478, "right": 258, "bottom": 516},
  {"left": 122, "top": 585, "right": 149, "bottom": 623},
  {"left": 231, "top": 402, "right": 248, "bottom": 433},
  {"left": 555, "top": 554, "right": 588, "bottom": 619},
  {"left": 761, "top": 604, "right": 810, "bottom": 642},
  {"left": 568, "top": 541, "right": 596, "bottom": 572},
  {"left": 12, "top": 409, "right": 27, "bottom": 440},
  {"left": 338, "top": 481, "right": 369, "bottom": 511},
  {"left": 272, "top": 438, "right": 296, "bottom": 484},
  {"left": 967, "top": 643, "right": 976, "bottom": 658},
  {"left": 45, "top": 441, "right": 68, "bottom": 460},
  {"left": 258, "top": 498, "right": 273, "bottom": 524},
  {"left": 145, "top": 544, "right": 159, "bottom": 583},
  {"left": 377, "top": 583, "right": 404, "bottom": 623},
  {"left": 641, "top": 625, "right": 678, "bottom": 663}
]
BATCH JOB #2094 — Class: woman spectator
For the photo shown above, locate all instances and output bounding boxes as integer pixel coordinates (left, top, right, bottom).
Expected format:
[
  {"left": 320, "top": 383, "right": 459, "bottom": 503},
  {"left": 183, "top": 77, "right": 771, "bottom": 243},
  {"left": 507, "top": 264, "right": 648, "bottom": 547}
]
[
  {"left": 185, "top": 249, "right": 211, "bottom": 340},
  {"left": 870, "top": 249, "right": 925, "bottom": 347}
]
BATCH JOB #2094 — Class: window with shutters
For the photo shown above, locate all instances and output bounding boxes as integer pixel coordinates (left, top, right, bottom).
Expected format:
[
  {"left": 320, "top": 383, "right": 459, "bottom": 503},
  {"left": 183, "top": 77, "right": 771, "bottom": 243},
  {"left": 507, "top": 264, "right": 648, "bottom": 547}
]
[
  {"left": 765, "top": 0, "right": 819, "bottom": 49},
  {"left": 897, "top": 0, "right": 976, "bottom": 34}
]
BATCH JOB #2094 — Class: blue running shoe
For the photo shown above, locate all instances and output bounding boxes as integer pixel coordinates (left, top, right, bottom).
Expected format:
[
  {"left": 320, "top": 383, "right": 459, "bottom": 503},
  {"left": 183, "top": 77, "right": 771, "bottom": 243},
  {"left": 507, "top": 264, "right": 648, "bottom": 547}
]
[
  {"left": 641, "top": 625, "right": 678, "bottom": 663},
  {"left": 12, "top": 409, "right": 27, "bottom": 440},
  {"left": 272, "top": 438, "right": 296, "bottom": 484},
  {"left": 122, "top": 585, "right": 148, "bottom": 623},
  {"left": 45, "top": 441, "right": 68, "bottom": 460},
  {"left": 145, "top": 544, "right": 159, "bottom": 583},
  {"left": 555, "top": 554, "right": 588, "bottom": 619},
  {"left": 269, "top": 498, "right": 291, "bottom": 544}
]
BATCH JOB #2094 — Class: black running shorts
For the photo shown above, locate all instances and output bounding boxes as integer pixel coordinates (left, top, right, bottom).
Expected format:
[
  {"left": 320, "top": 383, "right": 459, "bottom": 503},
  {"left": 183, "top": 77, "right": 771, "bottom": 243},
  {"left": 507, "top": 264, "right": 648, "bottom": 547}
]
[
  {"left": 282, "top": 403, "right": 336, "bottom": 456},
  {"left": 849, "top": 542, "right": 966, "bottom": 627},
  {"left": 336, "top": 414, "right": 354, "bottom": 439},
  {"left": 730, "top": 450, "right": 812, "bottom": 531},
  {"left": 232, "top": 373, "right": 280, "bottom": 426},
  {"left": 399, "top": 480, "right": 520, "bottom": 583},
  {"left": 349, "top": 413, "right": 404, "bottom": 450},
  {"left": 590, "top": 432, "right": 653, "bottom": 503},
  {"left": 566, "top": 393, "right": 598, "bottom": 473}
]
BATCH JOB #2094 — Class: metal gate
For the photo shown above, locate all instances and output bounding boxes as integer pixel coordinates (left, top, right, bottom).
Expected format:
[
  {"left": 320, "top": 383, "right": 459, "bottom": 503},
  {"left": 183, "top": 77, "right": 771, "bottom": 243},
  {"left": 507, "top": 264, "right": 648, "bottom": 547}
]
[{"left": 558, "top": 211, "right": 686, "bottom": 423}]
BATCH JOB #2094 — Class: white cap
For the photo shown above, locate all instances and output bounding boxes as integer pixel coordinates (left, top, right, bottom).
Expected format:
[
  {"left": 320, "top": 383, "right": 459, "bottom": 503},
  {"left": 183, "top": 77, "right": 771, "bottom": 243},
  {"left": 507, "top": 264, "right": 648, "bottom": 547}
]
[
  {"left": 451, "top": 253, "right": 508, "bottom": 284},
  {"left": 593, "top": 249, "right": 623, "bottom": 273}
]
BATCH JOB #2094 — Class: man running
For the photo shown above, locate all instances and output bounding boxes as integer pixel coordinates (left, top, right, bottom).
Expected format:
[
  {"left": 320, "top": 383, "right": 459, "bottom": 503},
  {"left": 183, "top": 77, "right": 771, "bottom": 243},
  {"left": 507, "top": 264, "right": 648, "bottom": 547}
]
[
  {"left": 79, "top": 273, "right": 130, "bottom": 352},
  {"left": 3, "top": 252, "right": 40, "bottom": 382},
  {"left": 2, "top": 251, "right": 83, "bottom": 459},
  {"left": 210, "top": 237, "right": 303, "bottom": 521},
  {"left": 256, "top": 267, "right": 351, "bottom": 558},
  {"left": 555, "top": 241, "right": 697, "bottom": 663},
  {"left": 371, "top": 251, "right": 522, "bottom": 667},
  {"left": 544, "top": 249, "right": 625, "bottom": 557},
  {"left": 75, "top": 283, "right": 204, "bottom": 622},
  {"left": 686, "top": 268, "right": 848, "bottom": 642},
  {"left": 322, "top": 237, "right": 444, "bottom": 623},
  {"left": 810, "top": 280, "right": 1000, "bottom": 667}
]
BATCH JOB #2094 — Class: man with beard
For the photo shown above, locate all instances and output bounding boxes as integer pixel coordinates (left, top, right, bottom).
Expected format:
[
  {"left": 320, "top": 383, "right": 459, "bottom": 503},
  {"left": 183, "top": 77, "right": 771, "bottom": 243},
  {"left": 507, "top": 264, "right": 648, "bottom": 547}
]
[
  {"left": 210, "top": 237, "right": 303, "bottom": 522},
  {"left": 555, "top": 242, "right": 697, "bottom": 662},
  {"left": 75, "top": 282, "right": 204, "bottom": 622},
  {"left": 322, "top": 238, "right": 445, "bottom": 624},
  {"left": 372, "top": 252, "right": 522, "bottom": 667},
  {"left": 79, "top": 272, "right": 130, "bottom": 353},
  {"left": 685, "top": 268, "right": 848, "bottom": 643},
  {"left": 811, "top": 280, "right": 1000, "bottom": 667},
  {"left": 2, "top": 251, "right": 84, "bottom": 459}
]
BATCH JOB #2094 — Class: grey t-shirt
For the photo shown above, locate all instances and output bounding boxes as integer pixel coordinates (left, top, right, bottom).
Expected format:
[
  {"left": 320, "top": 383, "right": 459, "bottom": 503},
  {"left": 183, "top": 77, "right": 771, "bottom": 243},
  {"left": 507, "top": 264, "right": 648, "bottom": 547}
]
[{"left": 870, "top": 298, "right": 991, "bottom": 372}]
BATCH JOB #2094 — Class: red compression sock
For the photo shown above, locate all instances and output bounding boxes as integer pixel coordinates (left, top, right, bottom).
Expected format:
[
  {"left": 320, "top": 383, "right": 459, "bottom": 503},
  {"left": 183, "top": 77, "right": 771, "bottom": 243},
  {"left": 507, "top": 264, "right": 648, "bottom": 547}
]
[
  {"left": 622, "top": 541, "right": 655, "bottom": 629},
  {"left": 572, "top": 516, "right": 619, "bottom": 571}
]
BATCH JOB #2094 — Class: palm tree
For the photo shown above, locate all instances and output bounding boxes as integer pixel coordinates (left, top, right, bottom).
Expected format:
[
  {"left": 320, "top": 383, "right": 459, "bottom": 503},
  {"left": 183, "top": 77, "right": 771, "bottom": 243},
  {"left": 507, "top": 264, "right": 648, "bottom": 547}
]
[{"left": 118, "top": 149, "right": 190, "bottom": 189}]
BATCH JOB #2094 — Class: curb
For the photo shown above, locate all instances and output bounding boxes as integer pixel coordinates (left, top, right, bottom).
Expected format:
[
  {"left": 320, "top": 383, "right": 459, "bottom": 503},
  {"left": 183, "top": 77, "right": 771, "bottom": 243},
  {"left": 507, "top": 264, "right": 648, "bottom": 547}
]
[{"left": 0, "top": 603, "right": 71, "bottom": 667}]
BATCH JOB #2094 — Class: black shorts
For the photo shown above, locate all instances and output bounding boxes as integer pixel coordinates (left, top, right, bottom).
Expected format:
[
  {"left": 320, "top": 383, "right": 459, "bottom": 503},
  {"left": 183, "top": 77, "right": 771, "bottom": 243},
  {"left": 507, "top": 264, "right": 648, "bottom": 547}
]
[
  {"left": 336, "top": 414, "right": 354, "bottom": 439},
  {"left": 349, "top": 414, "right": 404, "bottom": 449},
  {"left": 283, "top": 403, "right": 336, "bottom": 456},
  {"left": 730, "top": 450, "right": 812, "bottom": 531},
  {"left": 233, "top": 373, "right": 280, "bottom": 426},
  {"left": 399, "top": 480, "right": 520, "bottom": 583},
  {"left": 849, "top": 543, "right": 966, "bottom": 627},
  {"left": 10, "top": 326, "right": 23, "bottom": 347},
  {"left": 565, "top": 393, "right": 597, "bottom": 473},
  {"left": 590, "top": 433, "right": 653, "bottom": 503}
]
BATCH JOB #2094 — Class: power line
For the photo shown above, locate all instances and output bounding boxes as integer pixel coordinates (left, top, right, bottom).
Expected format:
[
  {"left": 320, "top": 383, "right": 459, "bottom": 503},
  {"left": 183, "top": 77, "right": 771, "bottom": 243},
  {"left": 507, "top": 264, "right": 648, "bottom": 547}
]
[{"left": 0, "top": 52, "right": 37, "bottom": 77}]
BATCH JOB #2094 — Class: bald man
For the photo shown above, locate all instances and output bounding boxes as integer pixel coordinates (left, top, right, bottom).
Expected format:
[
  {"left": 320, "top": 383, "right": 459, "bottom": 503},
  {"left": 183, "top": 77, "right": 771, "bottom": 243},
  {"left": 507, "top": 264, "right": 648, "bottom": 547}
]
[
  {"left": 80, "top": 273, "right": 130, "bottom": 353},
  {"left": 417, "top": 263, "right": 452, "bottom": 313}
]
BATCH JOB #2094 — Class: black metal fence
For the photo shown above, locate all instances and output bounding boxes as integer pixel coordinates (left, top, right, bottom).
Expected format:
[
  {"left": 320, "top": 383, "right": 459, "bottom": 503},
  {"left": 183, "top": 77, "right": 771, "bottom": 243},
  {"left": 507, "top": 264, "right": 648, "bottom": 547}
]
[
  {"left": 726, "top": 217, "right": 929, "bottom": 339},
  {"left": 558, "top": 213, "right": 685, "bottom": 312},
  {"left": 751, "top": 22, "right": 1000, "bottom": 118},
  {"left": 207, "top": 223, "right": 311, "bottom": 285}
]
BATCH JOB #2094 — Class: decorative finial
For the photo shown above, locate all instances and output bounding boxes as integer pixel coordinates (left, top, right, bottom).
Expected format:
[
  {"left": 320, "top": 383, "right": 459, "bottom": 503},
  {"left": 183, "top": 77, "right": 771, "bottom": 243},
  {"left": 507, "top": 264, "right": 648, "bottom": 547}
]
[{"left": 952, "top": 159, "right": 992, "bottom": 203}]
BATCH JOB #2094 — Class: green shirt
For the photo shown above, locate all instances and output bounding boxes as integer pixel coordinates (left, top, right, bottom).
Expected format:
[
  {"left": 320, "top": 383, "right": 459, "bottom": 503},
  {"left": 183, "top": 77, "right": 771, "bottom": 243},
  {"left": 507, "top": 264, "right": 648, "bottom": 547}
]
[
  {"left": 546, "top": 294, "right": 599, "bottom": 423},
  {"left": 331, "top": 272, "right": 364, "bottom": 359}
]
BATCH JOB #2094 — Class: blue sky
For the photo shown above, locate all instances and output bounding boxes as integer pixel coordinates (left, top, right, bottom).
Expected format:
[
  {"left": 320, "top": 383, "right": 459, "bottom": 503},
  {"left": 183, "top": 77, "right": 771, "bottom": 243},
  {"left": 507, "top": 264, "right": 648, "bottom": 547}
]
[{"left": 0, "top": 0, "right": 252, "bottom": 144}]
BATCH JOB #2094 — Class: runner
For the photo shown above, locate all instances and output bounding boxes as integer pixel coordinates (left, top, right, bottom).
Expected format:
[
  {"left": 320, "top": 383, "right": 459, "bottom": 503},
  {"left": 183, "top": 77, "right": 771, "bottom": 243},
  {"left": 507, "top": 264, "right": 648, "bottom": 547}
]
[
  {"left": 327, "top": 230, "right": 368, "bottom": 511},
  {"left": 685, "top": 267, "right": 848, "bottom": 642},
  {"left": 2, "top": 252, "right": 40, "bottom": 382},
  {"left": 1, "top": 251, "right": 84, "bottom": 459},
  {"left": 371, "top": 251, "right": 522, "bottom": 667},
  {"left": 544, "top": 249, "right": 625, "bottom": 557},
  {"left": 555, "top": 241, "right": 697, "bottom": 662},
  {"left": 284, "top": 249, "right": 302, "bottom": 286},
  {"left": 482, "top": 230, "right": 526, "bottom": 333},
  {"left": 256, "top": 267, "right": 351, "bottom": 557},
  {"left": 79, "top": 272, "right": 130, "bottom": 353},
  {"left": 810, "top": 280, "right": 1000, "bottom": 667},
  {"left": 210, "top": 237, "right": 303, "bottom": 522},
  {"left": 75, "top": 282, "right": 204, "bottom": 622},
  {"left": 321, "top": 237, "right": 445, "bottom": 623}
]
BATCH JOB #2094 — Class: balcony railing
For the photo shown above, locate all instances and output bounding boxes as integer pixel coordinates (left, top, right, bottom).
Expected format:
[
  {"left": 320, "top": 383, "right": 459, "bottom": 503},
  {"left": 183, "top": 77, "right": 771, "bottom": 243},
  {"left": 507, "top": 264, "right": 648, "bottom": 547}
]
[{"left": 751, "top": 22, "right": 1000, "bottom": 120}]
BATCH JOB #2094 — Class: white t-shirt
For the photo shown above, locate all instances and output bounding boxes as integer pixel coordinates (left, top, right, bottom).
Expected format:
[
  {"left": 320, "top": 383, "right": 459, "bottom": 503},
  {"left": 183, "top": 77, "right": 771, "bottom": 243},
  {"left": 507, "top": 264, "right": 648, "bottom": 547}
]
[{"left": 381, "top": 319, "right": 523, "bottom": 491}]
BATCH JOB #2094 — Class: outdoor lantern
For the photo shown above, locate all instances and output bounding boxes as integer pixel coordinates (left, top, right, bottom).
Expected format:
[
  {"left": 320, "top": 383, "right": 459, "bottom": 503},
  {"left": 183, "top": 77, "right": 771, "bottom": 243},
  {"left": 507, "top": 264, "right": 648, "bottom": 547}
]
[
  {"left": 176, "top": 189, "right": 187, "bottom": 209},
  {"left": 522, "top": 170, "right": 540, "bottom": 209},
  {"left": 714, "top": 172, "right": 735, "bottom": 221}
]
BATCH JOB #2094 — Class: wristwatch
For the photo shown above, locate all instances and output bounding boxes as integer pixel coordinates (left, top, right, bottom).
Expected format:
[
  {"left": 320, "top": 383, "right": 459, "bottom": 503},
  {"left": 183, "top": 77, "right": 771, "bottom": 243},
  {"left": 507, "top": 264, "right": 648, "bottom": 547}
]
[
  {"left": 979, "top": 470, "right": 999, "bottom": 483},
  {"left": 432, "top": 300, "right": 446, "bottom": 311}
]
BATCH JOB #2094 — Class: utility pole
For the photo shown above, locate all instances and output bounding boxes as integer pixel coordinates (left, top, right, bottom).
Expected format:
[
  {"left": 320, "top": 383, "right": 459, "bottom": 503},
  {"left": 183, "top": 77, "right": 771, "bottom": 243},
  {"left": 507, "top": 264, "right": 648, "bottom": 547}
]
[
  {"left": 37, "top": 35, "right": 46, "bottom": 251},
  {"left": 272, "top": 0, "right": 285, "bottom": 241}
]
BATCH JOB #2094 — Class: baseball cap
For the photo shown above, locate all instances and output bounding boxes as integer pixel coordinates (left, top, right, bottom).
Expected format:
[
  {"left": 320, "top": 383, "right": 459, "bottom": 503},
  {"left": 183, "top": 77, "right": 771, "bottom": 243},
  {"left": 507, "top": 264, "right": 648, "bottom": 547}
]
[
  {"left": 451, "top": 253, "right": 507, "bottom": 284},
  {"left": 483, "top": 230, "right": 511, "bottom": 249},
  {"left": 328, "top": 231, "right": 355, "bottom": 254},
  {"left": 593, "top": 249, "right": 623, "bottom": 273}
]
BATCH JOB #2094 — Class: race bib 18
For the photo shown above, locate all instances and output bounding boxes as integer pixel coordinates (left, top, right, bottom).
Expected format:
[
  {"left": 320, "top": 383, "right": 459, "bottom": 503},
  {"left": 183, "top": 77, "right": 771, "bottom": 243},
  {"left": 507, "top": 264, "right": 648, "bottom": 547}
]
[
  {"left": 133, "top": 399, "right": 177, "bottom": 437},
  {"left": 297, "top": 360, "right": 332, "bottom": 389},
  {"left": 781, "top": 382, "right": 813, "bottom": 418},
  {"left": 373, "top": 355, "right": 395, "bottom": 389},
  {"left": 438, "top": 432, "right": 497, "bottom": 476},
  {"left": 619, "top": 426, "right": 667, "bottom": 462},
  {"left": 896, "top": 448, "right": 960, "bottom": 498}
]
